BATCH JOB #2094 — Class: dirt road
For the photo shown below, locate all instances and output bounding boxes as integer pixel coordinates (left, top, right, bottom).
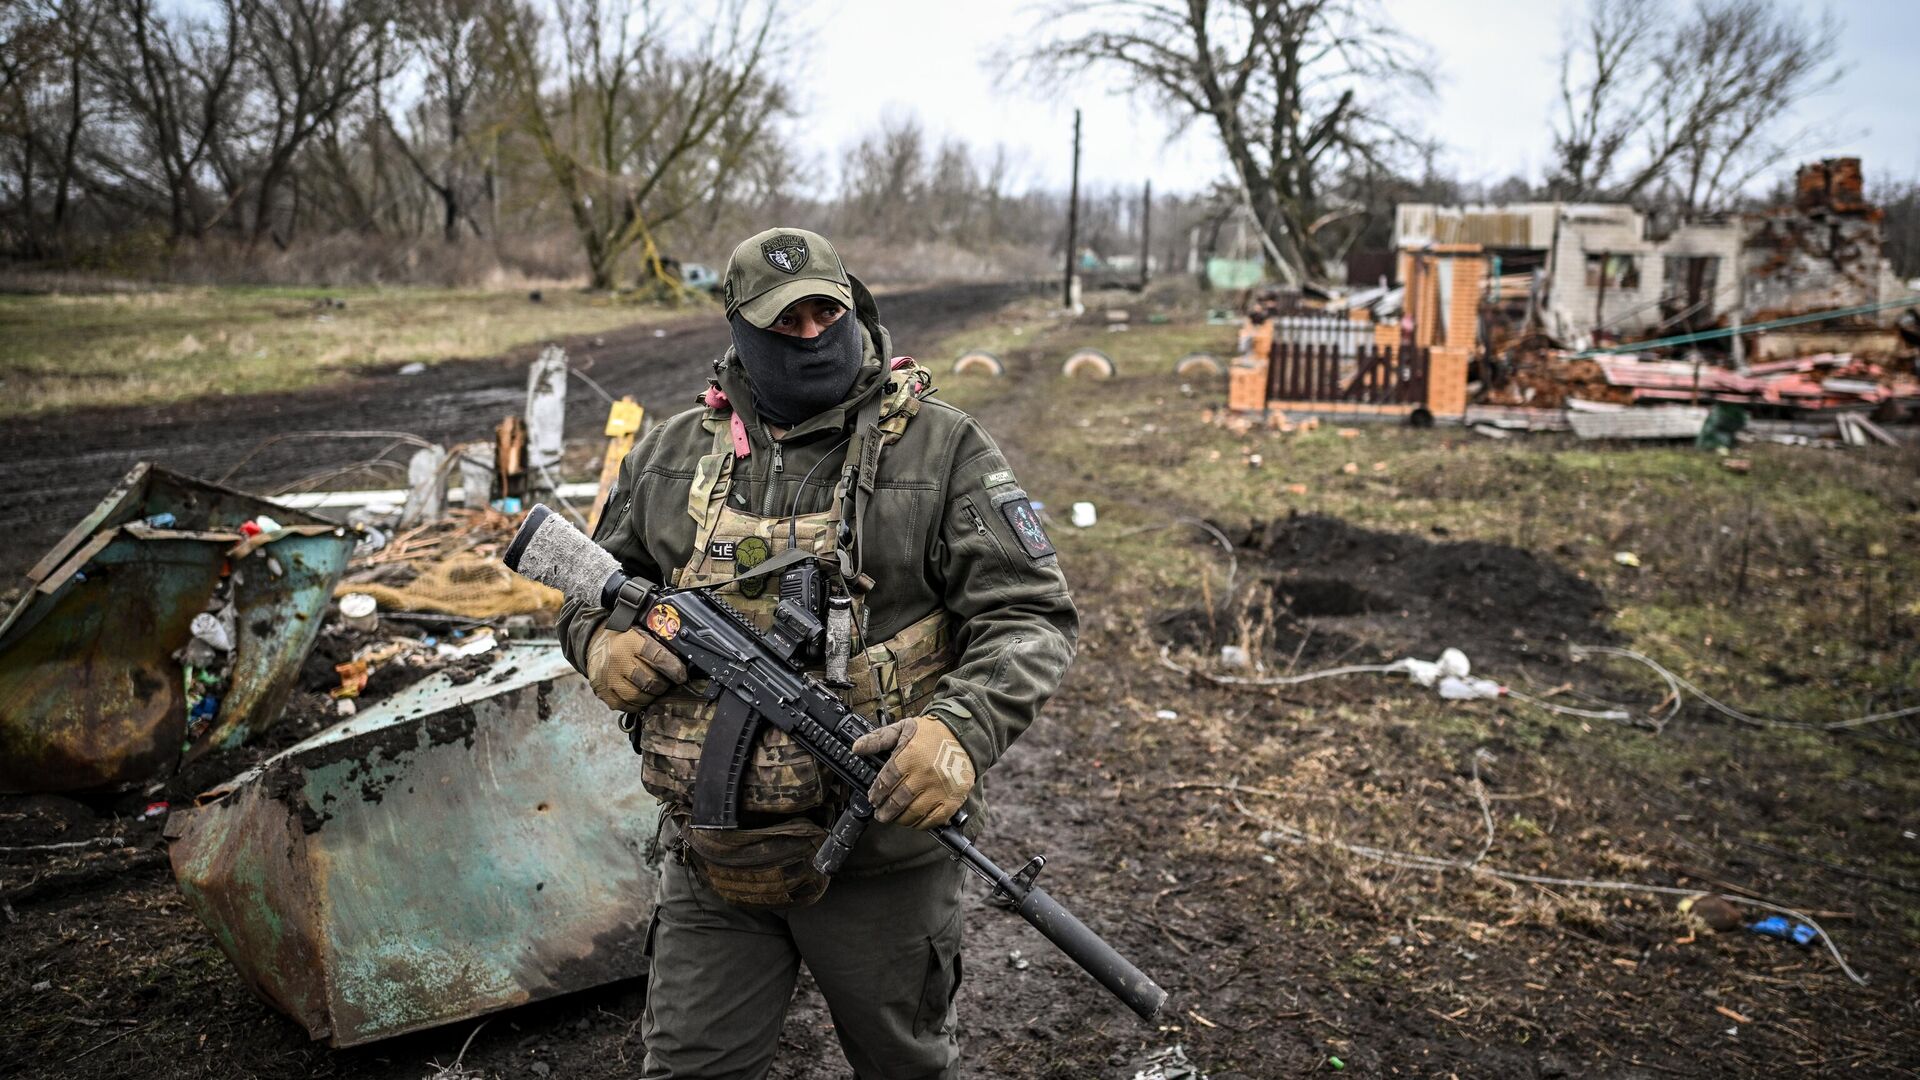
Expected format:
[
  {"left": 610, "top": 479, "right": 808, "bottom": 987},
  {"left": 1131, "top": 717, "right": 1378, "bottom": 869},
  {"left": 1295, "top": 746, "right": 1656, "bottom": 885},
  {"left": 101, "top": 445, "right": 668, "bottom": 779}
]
[{"left": 0, "top": 282, "right": 1029, "bottom": 579}]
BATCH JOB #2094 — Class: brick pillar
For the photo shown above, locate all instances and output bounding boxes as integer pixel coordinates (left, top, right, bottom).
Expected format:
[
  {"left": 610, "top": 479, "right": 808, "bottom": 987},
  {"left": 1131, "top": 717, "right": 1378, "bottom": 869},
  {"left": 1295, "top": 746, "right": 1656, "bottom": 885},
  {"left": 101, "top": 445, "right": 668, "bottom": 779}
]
[
  {"left": 1426, "top": 346, "right": 1468, "bottom": 418},
  {"left": 1446, "top": 257, "right": 1485, "bottom": 352}
]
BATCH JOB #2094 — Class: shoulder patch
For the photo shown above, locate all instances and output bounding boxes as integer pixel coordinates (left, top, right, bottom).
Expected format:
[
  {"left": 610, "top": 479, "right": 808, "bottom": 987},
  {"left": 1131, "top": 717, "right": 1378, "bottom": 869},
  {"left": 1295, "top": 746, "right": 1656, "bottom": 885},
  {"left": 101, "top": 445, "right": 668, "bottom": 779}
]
[
  {"left": 982, "top": 469, "right": 1015, "bottom": 488},
  {"left": 1000, "top": 499, "right": 1055, "bottom": 559}
]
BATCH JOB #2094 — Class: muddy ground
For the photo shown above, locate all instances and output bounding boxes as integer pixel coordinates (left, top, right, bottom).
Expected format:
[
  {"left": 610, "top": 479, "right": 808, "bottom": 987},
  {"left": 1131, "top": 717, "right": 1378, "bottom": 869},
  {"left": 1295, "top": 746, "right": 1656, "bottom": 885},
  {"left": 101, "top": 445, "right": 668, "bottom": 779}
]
[
  {"left": 0, "top": 282, "right": 1029, "bottom": 581},
  {"left": 4, "top": 289, "right": 1919, "bottom": 1079}
]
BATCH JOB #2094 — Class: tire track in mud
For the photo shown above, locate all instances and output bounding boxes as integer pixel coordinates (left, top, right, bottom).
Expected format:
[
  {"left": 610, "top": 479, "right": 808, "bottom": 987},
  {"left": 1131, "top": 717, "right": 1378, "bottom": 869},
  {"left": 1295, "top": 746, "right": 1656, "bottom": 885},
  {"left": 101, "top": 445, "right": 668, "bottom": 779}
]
[{"left": 0, "top": 282, "right": 1032, "bottom": 578}]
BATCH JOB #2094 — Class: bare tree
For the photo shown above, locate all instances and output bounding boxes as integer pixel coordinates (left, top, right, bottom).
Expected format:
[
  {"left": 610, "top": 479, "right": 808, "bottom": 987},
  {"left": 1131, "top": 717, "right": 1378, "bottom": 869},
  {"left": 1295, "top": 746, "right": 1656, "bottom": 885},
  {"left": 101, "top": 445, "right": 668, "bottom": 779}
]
[
  {"left": 1550, "top": 0, "right": 1841, "bottom": 212},
  {"left": 0, "top": 4, "right": 56, "bottom": 248},
  {"left": 843, "top": 113, "right": 927, "bottom": 242},
  {"left": 1014, "top": 0, "right": 1432, "bottom": 283},
  {"left": 233, "top": 0, "right": 387, "bottom": 244},
  {"left": 1550, "top": 0, "right": 1659, "bottom": 200},
  {"left": 89, "top": 0, "right": 248, "bottom": 240},
  {"left": 493, "top": 0, "right": 789, "bottom": 290},
  {"left": 386, "top": 0, "right": 507, "bottom": 241}
]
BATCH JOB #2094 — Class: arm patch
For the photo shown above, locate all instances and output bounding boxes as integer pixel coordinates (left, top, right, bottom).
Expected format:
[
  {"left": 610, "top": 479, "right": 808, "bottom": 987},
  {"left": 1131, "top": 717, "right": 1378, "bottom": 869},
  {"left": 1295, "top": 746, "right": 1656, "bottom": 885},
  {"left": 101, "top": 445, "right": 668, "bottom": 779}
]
[{"left": 1000, "top": 498, "right": 1055, "bottom": 559}]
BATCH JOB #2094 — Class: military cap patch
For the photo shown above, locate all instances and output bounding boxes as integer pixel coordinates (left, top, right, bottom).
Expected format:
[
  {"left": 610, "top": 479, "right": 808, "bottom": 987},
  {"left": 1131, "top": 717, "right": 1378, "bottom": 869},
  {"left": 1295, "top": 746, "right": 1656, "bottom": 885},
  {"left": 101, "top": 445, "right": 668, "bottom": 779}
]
[
  {"left": 1001, "top": 499, "right": 1055, "bottom": 559},
  {"left": 762, "top": 234, "right": 809, "bottom": 274}
]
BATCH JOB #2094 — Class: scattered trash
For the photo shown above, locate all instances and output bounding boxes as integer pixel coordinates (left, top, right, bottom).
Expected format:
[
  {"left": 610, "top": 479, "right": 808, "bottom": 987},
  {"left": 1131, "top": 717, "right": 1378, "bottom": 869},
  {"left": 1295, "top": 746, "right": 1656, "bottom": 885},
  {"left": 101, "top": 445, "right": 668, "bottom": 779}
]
[
  {"left": 436, "top": 629, "right": 498, "bottom": 660},
  {"left": 1748, "top": 915, "right": 1818, "bottom": 946},
  {"left": 1679, "top": 894, "right": 1744, "bottom": 932},
  {"left": 1131, "top": 1044, "right": 1203, "bottom": 1080},
  {"left": 1613, "top": 551, "right": 1642, "bottom": 568},
  {"left": 337, "top": 593, "right": 378, "bottom": 633},
  {"left": 166, "top": 644, "right": 662, "bottom": 1047},
  {"left": 1401, "top": 648, "right": 1471, "bottom": 687},
  {"left": 397, "top": 362, "right": 427, "bottom": 376},
  {"left": 141, "top": 801, "right": 169, "bottom": 820},
  {"left": 1008, "top": 950, "right": 1029, "bottom": 971},
  {"left": 1154, "top": 709, "right": 1179, "bottom": 721},
  {"left": 1219, "top": 645, "right": 1251, "bottom": 669},
  {"left": 1071, "top": 502, "right": 1098, "bottom": 528},
  {"left": 1438, "top": 675, "right": 1503, "bottom": 701},
  {"left": 331, "top": 660, "right": 370, "bottom": 700},
  {"left": 1722, "top": 457, "right": 1753, "bottom": 474},
  {"left": 190, "top": 611, "right": 234, "bottom": 653},
  {"left": 1328, "top": 1056, "right": 1345, "bottom": 1070}
]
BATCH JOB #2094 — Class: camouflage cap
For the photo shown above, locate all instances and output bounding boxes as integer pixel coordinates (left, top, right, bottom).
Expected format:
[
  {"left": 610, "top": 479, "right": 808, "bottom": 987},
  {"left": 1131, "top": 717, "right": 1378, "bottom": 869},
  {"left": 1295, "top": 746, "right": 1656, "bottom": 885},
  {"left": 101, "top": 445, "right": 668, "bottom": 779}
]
[{"left": 723, "top": 227, "right": 855, "bottom": 329}]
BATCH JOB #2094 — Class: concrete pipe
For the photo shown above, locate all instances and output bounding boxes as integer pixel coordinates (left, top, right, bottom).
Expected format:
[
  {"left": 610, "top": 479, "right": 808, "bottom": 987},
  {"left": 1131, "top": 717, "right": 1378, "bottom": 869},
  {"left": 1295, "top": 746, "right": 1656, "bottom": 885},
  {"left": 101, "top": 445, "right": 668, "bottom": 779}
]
[
  {"left": 952, "top": 350, "right": 1006, "bottom": 376},
  {"left": 1061, "top": 349, "right": 1115, "bottom": 379}
]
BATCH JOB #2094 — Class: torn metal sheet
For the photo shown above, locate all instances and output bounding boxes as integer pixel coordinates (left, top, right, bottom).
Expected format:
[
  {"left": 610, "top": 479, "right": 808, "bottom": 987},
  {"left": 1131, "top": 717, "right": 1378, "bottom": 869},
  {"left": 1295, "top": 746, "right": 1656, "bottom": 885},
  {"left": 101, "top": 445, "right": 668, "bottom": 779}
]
[
  {"left": 0, "top": 464, "right": 354, "bottom": 792},
  {"left": 166, "top": 643, "right": 659, "bottom": 1047}
]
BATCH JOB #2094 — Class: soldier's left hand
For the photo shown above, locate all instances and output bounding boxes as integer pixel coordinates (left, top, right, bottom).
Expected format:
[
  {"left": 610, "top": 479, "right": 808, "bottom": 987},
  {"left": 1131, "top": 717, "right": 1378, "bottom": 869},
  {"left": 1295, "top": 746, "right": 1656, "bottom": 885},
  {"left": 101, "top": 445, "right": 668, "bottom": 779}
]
[{"left": 851, "top": 715, "right": 976, "bottom": 829}]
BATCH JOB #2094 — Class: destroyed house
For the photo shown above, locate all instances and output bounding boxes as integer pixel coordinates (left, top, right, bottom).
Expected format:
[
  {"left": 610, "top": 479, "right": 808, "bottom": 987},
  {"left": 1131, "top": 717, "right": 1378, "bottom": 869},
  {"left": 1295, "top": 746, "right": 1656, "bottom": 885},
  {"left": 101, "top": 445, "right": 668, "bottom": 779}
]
[{"left": 1392, "top": 160, "right": 1904, "bottom": 354}]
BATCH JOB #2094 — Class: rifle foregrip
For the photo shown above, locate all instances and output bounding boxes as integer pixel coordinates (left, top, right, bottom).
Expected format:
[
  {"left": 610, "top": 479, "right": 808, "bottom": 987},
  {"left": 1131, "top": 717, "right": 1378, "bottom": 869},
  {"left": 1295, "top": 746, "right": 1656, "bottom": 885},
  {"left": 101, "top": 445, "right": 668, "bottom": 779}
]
[{"left": 1014, "top": 885, "right": 1168, "bottom": 1021}]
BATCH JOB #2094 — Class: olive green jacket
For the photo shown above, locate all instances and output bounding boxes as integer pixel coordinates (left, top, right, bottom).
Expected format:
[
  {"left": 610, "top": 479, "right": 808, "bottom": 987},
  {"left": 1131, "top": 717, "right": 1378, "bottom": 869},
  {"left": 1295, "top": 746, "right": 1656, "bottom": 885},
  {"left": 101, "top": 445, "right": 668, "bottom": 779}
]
[{"left": 558, "top": 331, "right": 1079, "bottom": 873}]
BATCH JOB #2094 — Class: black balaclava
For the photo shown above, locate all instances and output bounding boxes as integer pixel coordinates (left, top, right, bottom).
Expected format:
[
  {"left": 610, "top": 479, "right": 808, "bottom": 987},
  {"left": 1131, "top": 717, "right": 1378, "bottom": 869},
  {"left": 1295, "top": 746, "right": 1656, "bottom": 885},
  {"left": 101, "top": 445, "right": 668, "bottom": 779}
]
[{"left": 728, "top": 308, "right": 865, "bottom": 427}]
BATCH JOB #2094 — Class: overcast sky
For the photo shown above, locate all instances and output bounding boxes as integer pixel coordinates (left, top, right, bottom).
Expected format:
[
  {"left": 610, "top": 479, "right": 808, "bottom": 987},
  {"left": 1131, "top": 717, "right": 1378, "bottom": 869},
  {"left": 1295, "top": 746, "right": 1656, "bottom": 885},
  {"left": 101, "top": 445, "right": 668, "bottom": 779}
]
[{"left": 800, "top": 0, "right": 1920, "bottom": 198}]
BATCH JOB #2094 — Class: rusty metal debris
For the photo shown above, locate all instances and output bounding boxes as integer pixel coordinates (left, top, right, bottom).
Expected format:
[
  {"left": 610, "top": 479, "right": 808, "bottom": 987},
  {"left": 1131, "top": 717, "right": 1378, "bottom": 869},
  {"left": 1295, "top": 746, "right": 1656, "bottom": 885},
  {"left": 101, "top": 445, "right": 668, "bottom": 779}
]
[
  {"left": 0, "top": 464, "right": 355, "bottom": 792},
  {"left": 166, "top": 642, "right": 660, "bottom": 1047}
]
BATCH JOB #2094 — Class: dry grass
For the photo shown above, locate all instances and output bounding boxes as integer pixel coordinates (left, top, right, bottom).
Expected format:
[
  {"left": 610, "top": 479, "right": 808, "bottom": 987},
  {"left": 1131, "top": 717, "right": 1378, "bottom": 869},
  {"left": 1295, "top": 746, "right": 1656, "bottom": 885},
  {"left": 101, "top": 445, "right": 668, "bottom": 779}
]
[{"left": 0, "top": 285, "right": 692, "bottom": 416}]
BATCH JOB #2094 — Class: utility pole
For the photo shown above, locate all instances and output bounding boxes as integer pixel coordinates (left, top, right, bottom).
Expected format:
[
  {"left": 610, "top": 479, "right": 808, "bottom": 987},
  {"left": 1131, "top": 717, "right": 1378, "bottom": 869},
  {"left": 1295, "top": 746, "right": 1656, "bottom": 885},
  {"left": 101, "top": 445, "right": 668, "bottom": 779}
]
[
  {"left": 1064, "top": 109, "right": 1081, "bottom": 310},
  {"left": 1139, "top": 179, "right": 1152, "bottom": 290}
]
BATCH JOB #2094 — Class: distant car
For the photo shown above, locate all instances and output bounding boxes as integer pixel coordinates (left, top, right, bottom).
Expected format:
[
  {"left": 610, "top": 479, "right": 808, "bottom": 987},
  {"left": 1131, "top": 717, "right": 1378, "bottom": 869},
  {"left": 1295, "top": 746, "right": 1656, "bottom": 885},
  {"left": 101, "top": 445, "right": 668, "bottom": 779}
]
[{"left": 680, "top": 263, "right": 721, "bottom": 293}]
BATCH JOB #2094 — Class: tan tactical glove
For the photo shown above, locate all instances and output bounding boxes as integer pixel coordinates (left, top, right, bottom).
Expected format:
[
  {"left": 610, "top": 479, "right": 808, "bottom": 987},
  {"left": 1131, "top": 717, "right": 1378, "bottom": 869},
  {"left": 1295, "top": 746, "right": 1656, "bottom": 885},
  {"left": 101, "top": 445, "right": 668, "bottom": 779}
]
[
  {"left": 850, "top": 715, "right": 976, "bottom": 829},
  {"left": 585, "top": 626, "right": 689, "bottom": 712}
]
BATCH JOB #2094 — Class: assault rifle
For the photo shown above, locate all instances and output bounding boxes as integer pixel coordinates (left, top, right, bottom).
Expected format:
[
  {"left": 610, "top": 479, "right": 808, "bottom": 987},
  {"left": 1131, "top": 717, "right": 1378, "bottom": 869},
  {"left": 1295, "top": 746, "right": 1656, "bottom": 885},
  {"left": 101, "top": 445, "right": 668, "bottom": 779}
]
[{"left": 505, "top": 505, "right": 1167, "bottom": 1021}]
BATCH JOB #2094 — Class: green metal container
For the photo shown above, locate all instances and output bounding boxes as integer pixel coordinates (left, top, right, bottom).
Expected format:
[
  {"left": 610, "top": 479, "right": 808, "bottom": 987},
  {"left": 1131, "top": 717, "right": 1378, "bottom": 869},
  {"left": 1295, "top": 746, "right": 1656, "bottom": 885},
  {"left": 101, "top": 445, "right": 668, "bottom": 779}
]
[
  {"left": 166, "top": 643, "right": 661, "bottom": 1046},
  {"left": 0, "top": 464, "right": 355, "bottom": 791}
]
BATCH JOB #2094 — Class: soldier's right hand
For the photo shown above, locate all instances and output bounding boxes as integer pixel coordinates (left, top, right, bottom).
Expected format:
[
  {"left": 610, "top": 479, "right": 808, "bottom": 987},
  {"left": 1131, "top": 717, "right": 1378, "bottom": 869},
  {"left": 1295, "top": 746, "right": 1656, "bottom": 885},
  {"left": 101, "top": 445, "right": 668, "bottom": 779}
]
[{"left": 586, "top": 626, "right": 689, "bottom": 712}]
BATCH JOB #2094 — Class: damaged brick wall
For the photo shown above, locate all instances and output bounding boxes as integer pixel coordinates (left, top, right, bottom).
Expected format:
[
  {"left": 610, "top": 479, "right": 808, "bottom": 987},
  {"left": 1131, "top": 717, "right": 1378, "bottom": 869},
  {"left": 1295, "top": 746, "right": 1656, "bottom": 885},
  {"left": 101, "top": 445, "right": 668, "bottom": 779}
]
[{"left": 1745, "top": 158, "right": 1898, "bottom": 322}]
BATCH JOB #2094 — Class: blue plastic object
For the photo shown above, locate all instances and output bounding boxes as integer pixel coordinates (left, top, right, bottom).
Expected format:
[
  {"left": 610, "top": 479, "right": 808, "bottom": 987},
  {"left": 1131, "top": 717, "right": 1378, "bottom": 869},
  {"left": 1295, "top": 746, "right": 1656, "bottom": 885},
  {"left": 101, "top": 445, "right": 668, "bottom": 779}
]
[{"left": 1748, "top": 915, "right": 1817, "bottom": 946}]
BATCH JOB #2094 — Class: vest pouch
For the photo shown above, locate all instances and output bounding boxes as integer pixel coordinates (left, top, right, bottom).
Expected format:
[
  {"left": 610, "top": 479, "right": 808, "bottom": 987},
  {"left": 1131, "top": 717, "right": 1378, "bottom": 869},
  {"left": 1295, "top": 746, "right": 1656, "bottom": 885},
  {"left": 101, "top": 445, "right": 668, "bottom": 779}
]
[
  {"left": 683, "top": 816, "right": 832, "bottom": 909},
  {"left": 638, "top": 690, "right": 829, "bottom": 815}
]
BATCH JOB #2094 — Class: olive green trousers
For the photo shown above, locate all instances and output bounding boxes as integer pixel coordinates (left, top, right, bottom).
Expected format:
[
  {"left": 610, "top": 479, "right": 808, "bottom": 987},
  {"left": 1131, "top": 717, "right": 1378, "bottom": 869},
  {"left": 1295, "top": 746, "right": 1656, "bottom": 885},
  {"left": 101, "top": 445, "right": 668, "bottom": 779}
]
[{"left": 640, "top": 848, "right": 967, "bottom": 1080}]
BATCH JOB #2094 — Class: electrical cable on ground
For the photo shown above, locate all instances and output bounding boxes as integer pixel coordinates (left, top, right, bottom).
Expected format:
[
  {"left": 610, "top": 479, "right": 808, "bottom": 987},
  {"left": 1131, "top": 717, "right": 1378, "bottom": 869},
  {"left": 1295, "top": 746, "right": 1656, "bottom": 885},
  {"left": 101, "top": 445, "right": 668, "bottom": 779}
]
[
  {"left": 219, "top": 429, "right": 437, "bottom": 483},
  {"left": 1220, "top": 786, "right": 1868, "bottom": 986},
  {"left": 1115, "top": 518, "right": 1239, "bottom": 596},
  {"left": 1158, "top": 646, "right": 1404, "bottom": 687},
  {"left": 565, "top": 364, "right": 619, "bottom": 406},
  {"left": 1573, "top": 644, "right": 1920, "bottom": 731}
]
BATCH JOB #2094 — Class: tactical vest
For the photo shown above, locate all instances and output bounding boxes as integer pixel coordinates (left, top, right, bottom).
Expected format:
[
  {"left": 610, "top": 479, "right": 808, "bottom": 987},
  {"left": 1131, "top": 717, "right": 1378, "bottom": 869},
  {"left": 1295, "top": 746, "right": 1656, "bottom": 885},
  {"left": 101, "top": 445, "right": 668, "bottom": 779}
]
[{"left": 634, "top": 361, "right": 957, "bottom": 905}]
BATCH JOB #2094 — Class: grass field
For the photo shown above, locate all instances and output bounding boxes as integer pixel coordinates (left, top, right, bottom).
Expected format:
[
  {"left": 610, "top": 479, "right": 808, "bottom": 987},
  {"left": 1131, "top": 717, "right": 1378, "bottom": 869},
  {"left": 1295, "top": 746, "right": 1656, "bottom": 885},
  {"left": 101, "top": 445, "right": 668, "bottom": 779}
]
[
  {"left": 0, "top": 285, "right": 693, "bottom": 416},
  {"left": 921, "top": 296, "right": 1920, "bottom": 1071}
]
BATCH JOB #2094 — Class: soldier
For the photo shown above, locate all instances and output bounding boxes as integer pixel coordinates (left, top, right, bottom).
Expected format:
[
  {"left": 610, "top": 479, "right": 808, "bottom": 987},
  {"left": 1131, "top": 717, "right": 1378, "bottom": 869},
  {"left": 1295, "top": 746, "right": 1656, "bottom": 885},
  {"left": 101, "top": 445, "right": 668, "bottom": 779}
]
[{"left": 557, "top": 227, "right": 1079, "bottom": 1079}]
